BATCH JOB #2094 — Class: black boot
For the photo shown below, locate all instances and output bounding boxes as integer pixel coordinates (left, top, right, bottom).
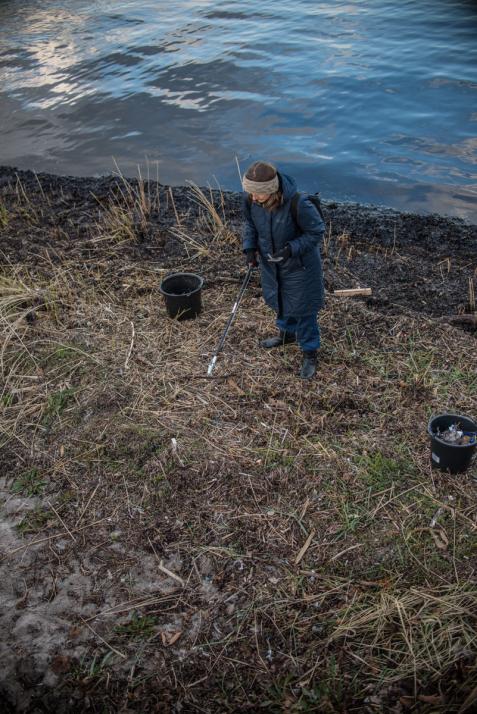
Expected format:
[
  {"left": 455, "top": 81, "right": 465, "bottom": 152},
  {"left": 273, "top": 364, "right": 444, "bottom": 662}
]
[
  {"left": 260, "top": 331, "right": 296, "bottom": 349},
  {"left": 300, "top": 351, "right": 317, "bottom": 379}
]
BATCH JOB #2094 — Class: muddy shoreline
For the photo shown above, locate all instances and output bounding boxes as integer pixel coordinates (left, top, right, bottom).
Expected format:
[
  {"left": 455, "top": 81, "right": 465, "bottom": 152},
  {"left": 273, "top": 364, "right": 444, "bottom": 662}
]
[{"left": 1, "top": 165, "right": 476, "bottom": 324}]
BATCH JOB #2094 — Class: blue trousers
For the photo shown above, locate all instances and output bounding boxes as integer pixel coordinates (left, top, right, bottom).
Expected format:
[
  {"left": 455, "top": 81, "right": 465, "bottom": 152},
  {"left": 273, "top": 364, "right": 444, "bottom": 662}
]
[{"left": 276, "top": 314, "right": 321, "bottom": 352}]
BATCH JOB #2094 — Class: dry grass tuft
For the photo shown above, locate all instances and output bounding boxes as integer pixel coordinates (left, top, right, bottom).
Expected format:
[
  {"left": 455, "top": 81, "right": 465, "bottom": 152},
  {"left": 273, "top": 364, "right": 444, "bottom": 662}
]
[
  {"left": 0, "top": 272, "right": 52, "bottom": 381},
  {"left": 170, "top": 182, "right": 238, "bottom": 257},
  {"left": 0, "top": 273, "right": 44, "bottom": 319},
  {"left": 330, "top": 584, "right": 477, "bottom": 695},
  {"left": 93, "top": 160, "right": 161, "bottom": 242}
]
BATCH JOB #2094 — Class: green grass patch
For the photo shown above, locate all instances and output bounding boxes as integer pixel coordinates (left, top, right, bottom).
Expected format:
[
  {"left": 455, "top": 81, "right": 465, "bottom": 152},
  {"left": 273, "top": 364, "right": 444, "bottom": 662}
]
[
  {"left": 435, "top": 365, "right": 477, "bottom": 397},
  {"left": 42, "top": 387, "right": 76, "bottom": 426},
  {"left": 360, "top": 351, "right": 394, "bottom": 379},
  {"left": 44, "top": 346, "right": 78, "bottom": 366},
  {"left": 115, "top": 612, "right": 158, "bottom": 639},
  {"left": 71, "top": 650, "right": 117, "bottom": 682},
  {"left": 264, "top": 657, "right": 355, "bottom": 712},
  {"left": 11, "top": 468, "right": 46, "bottom": 497},
  {"left": 336, "top": 500, "right": 373, "bottom": 538},
  {"left": 17, "top": 507, "right": 53, "bottom": 534},
  {"left": 355, "top": 450, "right": 414, "bottom": 490},
  {"left": 402, "top": 347, "right": 436, "bottom": 386},
  {"left": 1, "top": 392, "right": 15, "bottom": 407},
  {"left": 255, "top": 439, "right": 296, "bottom": 470}
]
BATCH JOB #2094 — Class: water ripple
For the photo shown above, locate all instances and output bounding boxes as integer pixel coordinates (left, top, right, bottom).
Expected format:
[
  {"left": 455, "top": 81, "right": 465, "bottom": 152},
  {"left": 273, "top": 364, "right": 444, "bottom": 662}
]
[{"left": 0, "top": 0, "right": 476, "bottom": 219}]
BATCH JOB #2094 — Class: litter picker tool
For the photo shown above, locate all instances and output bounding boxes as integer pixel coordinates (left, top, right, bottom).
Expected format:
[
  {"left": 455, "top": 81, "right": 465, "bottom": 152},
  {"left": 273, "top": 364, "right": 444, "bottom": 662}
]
[{"left": 207, "top": 266, "right": 253, "bottom": 376}]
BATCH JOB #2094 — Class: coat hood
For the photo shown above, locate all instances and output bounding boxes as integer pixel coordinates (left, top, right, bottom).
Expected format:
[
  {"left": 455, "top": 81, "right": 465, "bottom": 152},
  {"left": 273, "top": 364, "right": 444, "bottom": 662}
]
[{"left": 278, "top": 172, "right": 297, "bottom": 201}]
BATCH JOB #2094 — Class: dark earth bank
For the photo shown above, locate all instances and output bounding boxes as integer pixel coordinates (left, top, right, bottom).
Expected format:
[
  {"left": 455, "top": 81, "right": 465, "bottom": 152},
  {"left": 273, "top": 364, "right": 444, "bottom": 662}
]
[{"left": 1, "top": 166, "right": 476, "bottom": 327}]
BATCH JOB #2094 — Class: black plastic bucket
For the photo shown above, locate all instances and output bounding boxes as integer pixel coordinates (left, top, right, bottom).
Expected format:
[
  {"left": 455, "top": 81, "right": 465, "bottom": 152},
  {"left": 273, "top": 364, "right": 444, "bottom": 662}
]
[
  {"left": 159, "top": 272, "right": 204, "bottom": 320},
  {"left": 428, "top": 413, "right": 477, "bottom": 474}
]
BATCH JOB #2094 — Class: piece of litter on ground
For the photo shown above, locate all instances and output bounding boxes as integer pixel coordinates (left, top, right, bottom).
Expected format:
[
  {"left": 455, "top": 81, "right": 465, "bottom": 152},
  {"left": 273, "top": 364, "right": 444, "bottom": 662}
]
[
  {"left": 171, "top": 437, "right": 185, "bottom": 466},
  {"left": 429, "top": 507, "right": 444, "bottom": 528}
]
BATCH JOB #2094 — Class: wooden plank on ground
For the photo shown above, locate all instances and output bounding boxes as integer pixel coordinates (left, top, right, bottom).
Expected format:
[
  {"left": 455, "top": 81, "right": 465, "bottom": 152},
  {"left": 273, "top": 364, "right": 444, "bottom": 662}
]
[{"left": 333, "top": 288, "right": 372, "bottom": 297}]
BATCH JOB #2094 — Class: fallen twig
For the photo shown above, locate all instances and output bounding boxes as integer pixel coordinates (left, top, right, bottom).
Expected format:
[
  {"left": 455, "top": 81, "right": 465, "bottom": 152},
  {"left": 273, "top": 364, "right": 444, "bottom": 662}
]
[
  {"left": 295, "top": 529, "right": 316, "bottom": 565},
  {"left": 48, "top": 501, "right": 77, "bottom": 542},
  {"left": 328, "top": 543, "right": 362, "bottom": 562},
  {"left": 158, "top": 560, "right": 185, "bottom": 587},
  {"left": 80, "top": 617, "right": 127, "bottom": 659}
]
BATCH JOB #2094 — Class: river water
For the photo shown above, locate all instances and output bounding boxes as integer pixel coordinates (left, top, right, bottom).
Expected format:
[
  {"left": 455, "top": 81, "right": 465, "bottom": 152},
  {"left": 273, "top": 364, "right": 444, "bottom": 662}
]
[{"left": 0, "top": 0, "right": 476, "bottom": 220}]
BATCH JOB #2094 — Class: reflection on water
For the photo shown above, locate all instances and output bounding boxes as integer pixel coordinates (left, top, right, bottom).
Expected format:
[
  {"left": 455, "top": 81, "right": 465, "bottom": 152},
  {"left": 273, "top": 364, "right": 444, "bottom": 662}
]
[{"left": 0, "top": 0, "right": 476, "bottom": 219}]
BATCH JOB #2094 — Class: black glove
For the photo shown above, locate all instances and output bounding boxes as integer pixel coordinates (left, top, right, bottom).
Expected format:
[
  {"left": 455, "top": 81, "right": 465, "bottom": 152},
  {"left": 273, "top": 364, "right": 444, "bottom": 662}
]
[
  {"left": 267, "top": 244, "right": 291, "bottom": 263},
  {"left": 244, "top": 249, "right": 258, "bottom": 267}
]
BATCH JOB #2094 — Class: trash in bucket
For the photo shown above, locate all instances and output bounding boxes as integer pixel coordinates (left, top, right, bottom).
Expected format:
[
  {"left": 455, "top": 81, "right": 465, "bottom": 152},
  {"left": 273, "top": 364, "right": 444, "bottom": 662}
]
[
  {"left": 435, "top": 423, "right": 476, "bottom": 446},
  {"left": 428, "top": 413, "right": 477, "bottom": 474},
  {"left": 159, "top": 273, "right": 204, "bottom": 320}
]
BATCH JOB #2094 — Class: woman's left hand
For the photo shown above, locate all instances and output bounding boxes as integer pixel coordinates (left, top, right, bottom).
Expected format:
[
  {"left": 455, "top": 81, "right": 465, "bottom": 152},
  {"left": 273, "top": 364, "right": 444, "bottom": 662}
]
[{"left": 267, "top": 244, "right": 291, "bottom": 263}]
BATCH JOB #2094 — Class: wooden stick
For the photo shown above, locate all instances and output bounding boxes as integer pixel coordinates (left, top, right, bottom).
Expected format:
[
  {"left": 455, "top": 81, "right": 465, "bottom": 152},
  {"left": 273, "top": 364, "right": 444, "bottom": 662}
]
[
  {"left": 469, "top": 277, "right": 475, "bottom": 313},
  {"left": 333, "top": 288, "right": 372, "bottom": 297},
  {"left": 48, "top": 501, "right": 77, "bottom": 542},
  {"left": 328, "top": 543, "right": 362, "bottom": 562},
  {"left": 80, "top": 617, "right": 127, "bottom": 659},
  {"left": 158, "top": 560, "right": 185, "bottom": 587},
  {"left": 295, "top": 529, "right": 316, "bottom": 565}
]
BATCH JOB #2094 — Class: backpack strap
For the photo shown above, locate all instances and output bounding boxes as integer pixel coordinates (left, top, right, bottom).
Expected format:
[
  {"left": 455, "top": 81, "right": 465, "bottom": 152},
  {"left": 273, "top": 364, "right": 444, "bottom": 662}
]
[
  {"left": 290, "top": 191, "right": 325, "bottom": 229},
  {"left": 290, "top": 192, "right": 301, "bottom": 226}
]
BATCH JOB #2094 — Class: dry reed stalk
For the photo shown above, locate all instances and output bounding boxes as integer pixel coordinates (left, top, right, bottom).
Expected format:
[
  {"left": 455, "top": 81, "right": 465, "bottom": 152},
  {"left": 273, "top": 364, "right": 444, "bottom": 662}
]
[
  {"left": 167, "top": 180, "right": 239, "bottom": 257},
  {"left": 91, "top": 160, "right": 162, "bottom": 242},
  {"left": 168, "top": 187, "right": 181, "bottom": 226},
  {"left": 0, "top": 274, "right": 45, "bottom": 318},
  {"left": 187, "top": 182, "right": 237, "bottom": 243},
  {"left": 469, "top": 277, "right": 475, "bottom": 312},
  {"left": 80, "top": 617, "right": 127, "bottom": 659},
  {"left": 15, "top": 174, "right": 40, "bottom": 222}
]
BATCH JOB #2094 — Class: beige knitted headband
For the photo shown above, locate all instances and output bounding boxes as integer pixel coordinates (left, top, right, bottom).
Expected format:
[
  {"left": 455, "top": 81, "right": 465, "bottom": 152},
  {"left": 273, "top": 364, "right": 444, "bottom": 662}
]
[{"left": 242, "top": 175, "right": 279, "bottom": 195}]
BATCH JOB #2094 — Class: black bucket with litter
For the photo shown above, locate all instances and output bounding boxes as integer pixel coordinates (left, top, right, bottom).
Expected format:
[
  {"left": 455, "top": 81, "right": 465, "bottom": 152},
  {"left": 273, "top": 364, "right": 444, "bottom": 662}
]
[
  {"left": 428, "top": 413, "right": 477, "bottom": 474},
  {"left": 160, "top": 273, "right": 204, "bottom": 320}
]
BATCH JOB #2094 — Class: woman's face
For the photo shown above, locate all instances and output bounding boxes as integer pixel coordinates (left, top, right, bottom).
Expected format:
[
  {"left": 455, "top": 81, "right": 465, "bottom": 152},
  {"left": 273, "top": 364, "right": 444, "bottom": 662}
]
[{"left": 251, "top": 193, "right": 270, "bottom": 204}]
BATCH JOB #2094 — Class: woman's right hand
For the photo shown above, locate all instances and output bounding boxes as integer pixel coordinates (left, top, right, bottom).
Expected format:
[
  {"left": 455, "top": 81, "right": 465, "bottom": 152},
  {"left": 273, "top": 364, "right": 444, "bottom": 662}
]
[{"left": 244, "top": 249, "right": 258, "bottom": 267}]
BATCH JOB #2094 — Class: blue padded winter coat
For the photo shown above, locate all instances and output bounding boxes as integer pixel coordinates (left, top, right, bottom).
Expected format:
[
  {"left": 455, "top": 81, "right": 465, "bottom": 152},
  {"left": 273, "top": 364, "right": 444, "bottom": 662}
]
[{"left": 242, "top": 172, "right": 325, "bottom": 318}]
